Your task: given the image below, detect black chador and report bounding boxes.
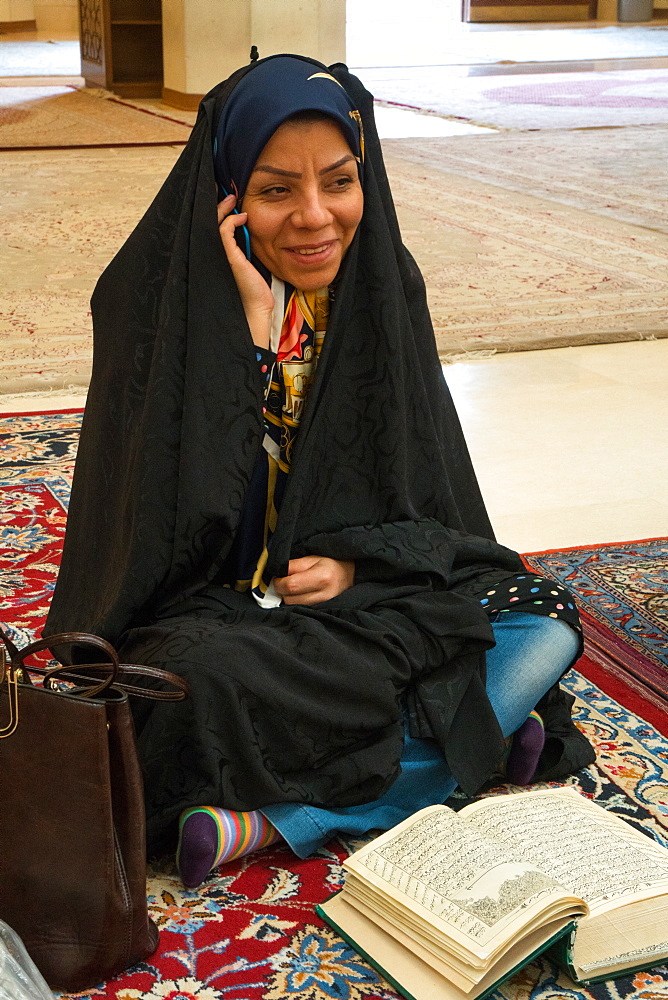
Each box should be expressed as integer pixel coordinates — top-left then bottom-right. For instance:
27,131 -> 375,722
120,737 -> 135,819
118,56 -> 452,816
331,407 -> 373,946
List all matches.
45,56 -> 593,854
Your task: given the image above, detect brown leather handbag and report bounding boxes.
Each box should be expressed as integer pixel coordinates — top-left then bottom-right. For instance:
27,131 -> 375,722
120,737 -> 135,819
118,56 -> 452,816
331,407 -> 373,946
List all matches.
0,629 -> 189,992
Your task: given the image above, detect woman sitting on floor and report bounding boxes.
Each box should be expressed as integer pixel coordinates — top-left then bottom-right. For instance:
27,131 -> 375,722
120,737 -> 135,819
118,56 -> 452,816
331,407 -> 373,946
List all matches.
45,54 -> 594,888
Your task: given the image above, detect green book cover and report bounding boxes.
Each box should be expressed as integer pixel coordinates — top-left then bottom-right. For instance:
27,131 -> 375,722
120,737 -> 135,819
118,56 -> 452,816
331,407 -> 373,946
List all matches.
316,891 -> 576,1000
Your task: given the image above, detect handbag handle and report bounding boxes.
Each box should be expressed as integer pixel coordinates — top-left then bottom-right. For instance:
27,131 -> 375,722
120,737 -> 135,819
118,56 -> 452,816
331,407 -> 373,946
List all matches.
0,629 -> 189,702
11,632 -> 120,699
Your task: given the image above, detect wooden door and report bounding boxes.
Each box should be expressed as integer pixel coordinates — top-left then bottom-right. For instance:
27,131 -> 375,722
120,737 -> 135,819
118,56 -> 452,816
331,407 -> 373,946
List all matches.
462,0 -> 597,22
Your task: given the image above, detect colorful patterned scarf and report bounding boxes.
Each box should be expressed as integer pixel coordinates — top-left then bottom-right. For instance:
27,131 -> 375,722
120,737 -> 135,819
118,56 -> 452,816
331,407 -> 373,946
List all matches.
245,280 -> 329,605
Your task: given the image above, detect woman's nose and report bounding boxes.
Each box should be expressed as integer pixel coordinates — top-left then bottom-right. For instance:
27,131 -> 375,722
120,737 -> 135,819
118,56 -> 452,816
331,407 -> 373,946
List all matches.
292,190 -> 332,230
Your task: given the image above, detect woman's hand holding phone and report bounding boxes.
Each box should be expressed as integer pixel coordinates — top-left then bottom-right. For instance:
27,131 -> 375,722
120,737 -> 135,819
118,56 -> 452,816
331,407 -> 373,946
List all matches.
218,194 -> 273,349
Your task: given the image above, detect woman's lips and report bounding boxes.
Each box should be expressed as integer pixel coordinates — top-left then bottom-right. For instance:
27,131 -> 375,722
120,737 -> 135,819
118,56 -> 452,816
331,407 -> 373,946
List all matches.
284,241 -> 336,264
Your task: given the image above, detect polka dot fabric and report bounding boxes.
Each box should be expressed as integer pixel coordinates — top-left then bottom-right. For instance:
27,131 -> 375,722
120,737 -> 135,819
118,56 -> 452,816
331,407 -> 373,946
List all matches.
256,346 -> 273,388
475,574 -> 581,633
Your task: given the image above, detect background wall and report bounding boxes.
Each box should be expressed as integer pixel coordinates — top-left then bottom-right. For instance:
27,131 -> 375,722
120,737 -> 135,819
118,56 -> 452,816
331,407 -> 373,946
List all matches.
0,0 -> 35,25
34,0 -> 78,34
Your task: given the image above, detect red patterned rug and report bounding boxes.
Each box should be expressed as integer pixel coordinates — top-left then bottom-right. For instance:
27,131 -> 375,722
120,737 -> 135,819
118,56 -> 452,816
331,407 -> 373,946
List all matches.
524,540 -> 668,736
2,410 -> 668,1000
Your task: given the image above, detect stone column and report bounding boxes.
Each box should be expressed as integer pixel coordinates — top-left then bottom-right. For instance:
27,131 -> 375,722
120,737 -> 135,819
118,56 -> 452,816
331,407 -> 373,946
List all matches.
162,0 -> 346,110
0,0 -> 36,31
250,0 -> 346,68
162,0 -> 251,109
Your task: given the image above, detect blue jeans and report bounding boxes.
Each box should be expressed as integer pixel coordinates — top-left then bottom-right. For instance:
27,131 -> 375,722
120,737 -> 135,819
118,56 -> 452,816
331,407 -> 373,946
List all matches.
263,612 -> 580,857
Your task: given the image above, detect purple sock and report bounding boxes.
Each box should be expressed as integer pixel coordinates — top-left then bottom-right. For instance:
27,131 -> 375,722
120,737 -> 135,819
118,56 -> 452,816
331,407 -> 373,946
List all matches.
176,810 -> 219,889
506,711 -> 545,785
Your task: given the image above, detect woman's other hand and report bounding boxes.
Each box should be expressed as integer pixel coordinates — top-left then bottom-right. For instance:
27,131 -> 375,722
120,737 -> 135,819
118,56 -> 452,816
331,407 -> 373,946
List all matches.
274,556 -> 355,605
218,193 -> 274,348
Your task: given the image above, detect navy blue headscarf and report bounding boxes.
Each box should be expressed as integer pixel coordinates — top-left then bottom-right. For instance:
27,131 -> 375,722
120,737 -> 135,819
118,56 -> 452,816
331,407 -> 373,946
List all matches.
213,54 -> 364,200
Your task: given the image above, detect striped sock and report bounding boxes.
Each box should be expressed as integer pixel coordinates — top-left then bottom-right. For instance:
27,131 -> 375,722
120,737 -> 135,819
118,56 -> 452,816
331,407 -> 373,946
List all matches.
177,807 -> 281,888
506,710 -> 545,786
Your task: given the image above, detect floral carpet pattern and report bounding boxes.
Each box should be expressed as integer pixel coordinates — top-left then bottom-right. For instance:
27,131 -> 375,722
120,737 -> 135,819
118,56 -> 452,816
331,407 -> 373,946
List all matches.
524,541 -> 668,729
524,540 -> 668,673
2,411 -> 668,1000
0,411 -> 78,645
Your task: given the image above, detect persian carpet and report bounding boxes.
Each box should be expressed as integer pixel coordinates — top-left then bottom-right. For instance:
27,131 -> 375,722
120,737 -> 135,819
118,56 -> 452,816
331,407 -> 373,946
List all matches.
0,86 -> 192,150
360,68 -> 668,131
383,125 -> 668,236
0,145 -> 181,394
524,540 -> 668,737
1,411 -> 668,1000
382,147 -> 668,356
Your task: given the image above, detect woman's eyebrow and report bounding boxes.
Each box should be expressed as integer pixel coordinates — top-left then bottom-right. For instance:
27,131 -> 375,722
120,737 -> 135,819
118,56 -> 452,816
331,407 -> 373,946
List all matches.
252,155 -> 355,180
319,154 -> 355,175
254,165 -> 301,178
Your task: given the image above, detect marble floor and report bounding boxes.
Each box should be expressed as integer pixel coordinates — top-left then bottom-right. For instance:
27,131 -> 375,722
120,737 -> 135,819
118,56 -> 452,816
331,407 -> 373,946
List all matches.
2,338 -> 665,554
444,338 -> 668,552
3,17 -> 668,79
347,18 -> 668,71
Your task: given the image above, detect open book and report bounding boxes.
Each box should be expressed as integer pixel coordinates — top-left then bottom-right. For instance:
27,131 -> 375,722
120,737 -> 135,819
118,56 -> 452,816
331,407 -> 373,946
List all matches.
317,787 -> 668,1000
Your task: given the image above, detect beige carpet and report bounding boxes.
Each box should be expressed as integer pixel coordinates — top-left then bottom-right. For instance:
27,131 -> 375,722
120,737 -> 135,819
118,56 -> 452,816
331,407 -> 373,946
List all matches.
383,126 -> 668,235
1,136 -> 667,392
0,146 -> 179,393
0,87 -> 192,149
385,150 -> 668,355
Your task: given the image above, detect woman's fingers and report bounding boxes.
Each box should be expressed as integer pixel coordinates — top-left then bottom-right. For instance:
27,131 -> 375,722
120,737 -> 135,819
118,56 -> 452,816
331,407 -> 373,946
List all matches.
218,209 -> 249,262
216,192 -> 237,223
274,557 -> 326,597
283,591 -> 328,606
217,194 -> 249,268
287,556 -> 321,574
274,557 -> 354,605
216,196 -> 274,347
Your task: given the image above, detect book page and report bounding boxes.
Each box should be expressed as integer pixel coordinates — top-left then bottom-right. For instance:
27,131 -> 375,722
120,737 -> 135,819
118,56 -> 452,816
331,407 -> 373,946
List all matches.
340,890 -> 575,991
343,804 -> 582,961
460,787 -> 668,915
572,893 -> 668,977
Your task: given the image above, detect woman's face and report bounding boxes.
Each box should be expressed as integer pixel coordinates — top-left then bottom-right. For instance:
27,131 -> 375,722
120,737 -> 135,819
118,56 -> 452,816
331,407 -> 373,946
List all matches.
242,118 -> 364,290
